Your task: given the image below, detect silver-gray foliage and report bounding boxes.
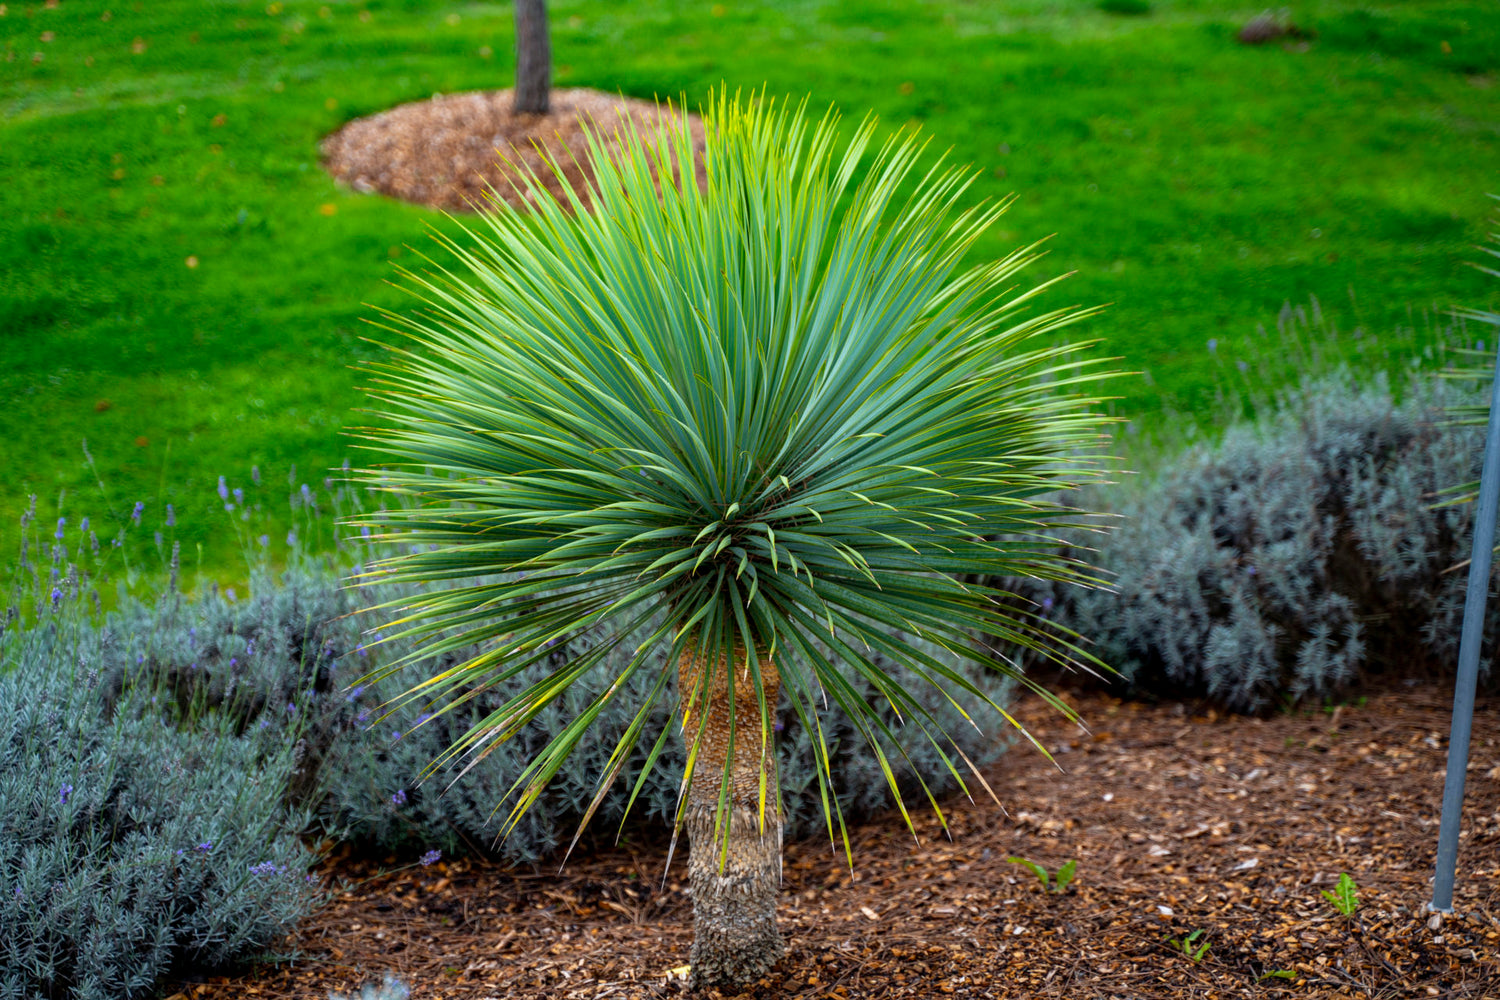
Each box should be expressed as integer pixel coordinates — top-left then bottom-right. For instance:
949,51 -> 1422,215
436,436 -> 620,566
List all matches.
0,608 -> 322,1000
1038,373 -> 1495,712
323,608 -> 1010,862
7,510 -> 1014,878
328,975 -> 410,1000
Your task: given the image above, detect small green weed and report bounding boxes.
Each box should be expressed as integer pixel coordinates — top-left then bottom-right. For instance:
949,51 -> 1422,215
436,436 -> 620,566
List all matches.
1259,969 -> 1297,981
1006,856 -> 1077,893
1165,929 -> 1211,963
1322,872 -> 1360,917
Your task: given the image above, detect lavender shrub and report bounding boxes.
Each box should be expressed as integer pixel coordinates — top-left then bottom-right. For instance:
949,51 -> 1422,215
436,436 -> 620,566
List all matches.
1018,370 -> 1497,712
4,474 -> 1014,884
0,594 -> 321,1000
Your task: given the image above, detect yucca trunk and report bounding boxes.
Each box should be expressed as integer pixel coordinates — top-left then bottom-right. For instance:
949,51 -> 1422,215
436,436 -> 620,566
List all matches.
677,649 -> 786,988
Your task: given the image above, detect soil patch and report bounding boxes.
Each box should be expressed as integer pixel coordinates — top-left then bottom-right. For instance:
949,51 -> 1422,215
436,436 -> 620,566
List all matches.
175,685 -> 1499,999
320,88 -> 703,213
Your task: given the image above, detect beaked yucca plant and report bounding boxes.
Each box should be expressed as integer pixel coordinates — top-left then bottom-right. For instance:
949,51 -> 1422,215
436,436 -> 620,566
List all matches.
350,91 -> 1114,987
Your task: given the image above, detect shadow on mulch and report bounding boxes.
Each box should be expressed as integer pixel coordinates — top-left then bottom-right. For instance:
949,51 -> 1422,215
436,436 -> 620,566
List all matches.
172,684 -> 1499,1000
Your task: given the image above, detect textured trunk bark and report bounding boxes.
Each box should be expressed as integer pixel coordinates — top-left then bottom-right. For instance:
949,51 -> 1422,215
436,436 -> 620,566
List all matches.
512,0 -> 550,115
678,647 -> 786,988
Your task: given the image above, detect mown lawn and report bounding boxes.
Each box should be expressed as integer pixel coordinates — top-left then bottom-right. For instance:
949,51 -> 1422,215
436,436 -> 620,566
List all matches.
2,0 -> 1497,585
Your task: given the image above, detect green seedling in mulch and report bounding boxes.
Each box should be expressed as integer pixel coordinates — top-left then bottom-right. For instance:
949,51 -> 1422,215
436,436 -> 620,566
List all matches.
1259,969 -> 1297,981
1165,929 -> 1211,963
1322,872 -> 1360,917
1006,857 -> 1077,894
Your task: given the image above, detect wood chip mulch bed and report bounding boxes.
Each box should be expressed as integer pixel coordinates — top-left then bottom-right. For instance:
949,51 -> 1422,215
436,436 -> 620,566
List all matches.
320,88 -> 703,213
173,684 -> 1499,999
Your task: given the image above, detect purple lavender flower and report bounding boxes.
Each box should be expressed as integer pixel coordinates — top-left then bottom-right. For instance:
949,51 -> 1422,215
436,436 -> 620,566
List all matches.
79,516 -> 89,533
1041,596 -> 1055,612
59,783 -> 73,804
419,849 -> 441,867
346,684 -> 366,701
165,505 -> 176,527
258,534 -> 269,548
195,841 -> 212,853
1207,338 -> 1218,353
249,861 -> 280,876
357,708 -> 371,723
217,476 -> 229,501
360,526 -> 371,538
287,529 -> 297,547
286,700 -> 296,713
226,589 -> 237,603
300,483 -> 311,502
391,789 -> 407,806
50,587 -> 62,608
233,487 -> 244,505
131,501 -> 144,525
54,518 -> 65,540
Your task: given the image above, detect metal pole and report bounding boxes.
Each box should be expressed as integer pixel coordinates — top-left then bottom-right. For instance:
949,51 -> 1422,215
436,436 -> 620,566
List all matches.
1431,337 -> 1500,913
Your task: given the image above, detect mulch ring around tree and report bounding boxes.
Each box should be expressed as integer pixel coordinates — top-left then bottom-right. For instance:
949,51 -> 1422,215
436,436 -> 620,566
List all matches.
175,685 -> 1499,999
320,88 -> 704,213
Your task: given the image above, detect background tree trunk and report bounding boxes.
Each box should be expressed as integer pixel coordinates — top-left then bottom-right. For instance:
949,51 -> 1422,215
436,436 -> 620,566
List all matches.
512,0 -> 550,115
678,648 -> 786,988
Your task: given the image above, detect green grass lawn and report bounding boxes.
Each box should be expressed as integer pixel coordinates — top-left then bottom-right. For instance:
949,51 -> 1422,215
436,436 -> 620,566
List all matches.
2,0 -> 1497,587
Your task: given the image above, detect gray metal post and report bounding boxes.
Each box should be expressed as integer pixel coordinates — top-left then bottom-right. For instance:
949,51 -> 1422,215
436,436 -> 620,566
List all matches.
1431,338 -> 1500,913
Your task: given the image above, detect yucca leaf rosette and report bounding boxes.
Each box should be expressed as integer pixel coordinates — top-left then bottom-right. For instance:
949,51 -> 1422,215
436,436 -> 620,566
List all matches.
349,92 -> 1116,864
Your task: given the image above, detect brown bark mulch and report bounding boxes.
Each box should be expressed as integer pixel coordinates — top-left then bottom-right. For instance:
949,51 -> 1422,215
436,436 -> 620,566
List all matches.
172,684 -> 1499,999
320,88 -> 703,213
